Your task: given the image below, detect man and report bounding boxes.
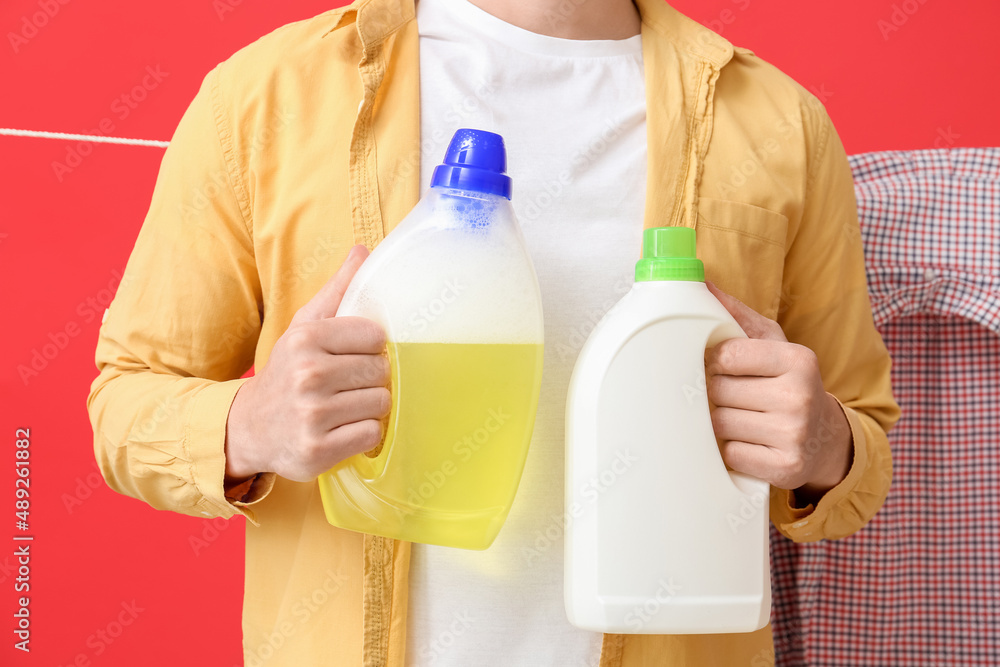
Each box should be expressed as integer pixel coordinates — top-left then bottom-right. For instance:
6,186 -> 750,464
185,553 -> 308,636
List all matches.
87,0 -> 899,664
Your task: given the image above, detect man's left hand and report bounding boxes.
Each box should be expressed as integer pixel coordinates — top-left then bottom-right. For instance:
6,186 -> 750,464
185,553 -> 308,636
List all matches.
704,281 -> 853,503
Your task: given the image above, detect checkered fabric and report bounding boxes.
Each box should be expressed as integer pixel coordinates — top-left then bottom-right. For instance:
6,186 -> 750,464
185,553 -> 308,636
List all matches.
770,147 -> 1000,666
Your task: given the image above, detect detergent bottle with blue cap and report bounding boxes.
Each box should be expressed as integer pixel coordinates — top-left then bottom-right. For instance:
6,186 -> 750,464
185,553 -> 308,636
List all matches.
317,128 -> 545,550
565,226 -> 771,633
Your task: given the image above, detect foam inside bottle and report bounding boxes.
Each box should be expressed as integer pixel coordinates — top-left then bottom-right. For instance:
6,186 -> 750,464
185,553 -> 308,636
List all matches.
338,188 -> 543,345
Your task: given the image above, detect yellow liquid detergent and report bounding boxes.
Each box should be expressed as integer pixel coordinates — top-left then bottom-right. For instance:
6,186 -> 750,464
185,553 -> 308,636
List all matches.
318,341 -> 544,549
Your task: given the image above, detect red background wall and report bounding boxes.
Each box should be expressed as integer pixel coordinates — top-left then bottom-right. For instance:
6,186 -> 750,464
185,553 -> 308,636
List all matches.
1,1 -> 997,665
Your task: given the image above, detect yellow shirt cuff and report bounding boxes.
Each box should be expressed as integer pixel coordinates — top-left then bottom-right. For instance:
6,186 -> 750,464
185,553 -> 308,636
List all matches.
770,396 -> 888,542
186,377 -> 272,526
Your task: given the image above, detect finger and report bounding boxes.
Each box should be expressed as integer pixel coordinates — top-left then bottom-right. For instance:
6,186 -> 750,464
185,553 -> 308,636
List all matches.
307,317 -> 388,356
710,406 -> 776,446
319,386 -> 393,432
331,353 -> 392,391
304,352 -> 390,394
294,244 -> 370,323
323,419 -> 385,462
706,374 -> 779,412
705,338 -> 797,377
705,280 -> 786,342
718,439 -> 783,486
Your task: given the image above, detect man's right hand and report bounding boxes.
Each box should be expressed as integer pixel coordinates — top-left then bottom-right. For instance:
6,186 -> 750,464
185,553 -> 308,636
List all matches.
224,244 -> 392,483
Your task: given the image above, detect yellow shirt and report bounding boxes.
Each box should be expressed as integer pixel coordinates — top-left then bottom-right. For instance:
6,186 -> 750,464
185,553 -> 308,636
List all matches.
86,0 -> 899,664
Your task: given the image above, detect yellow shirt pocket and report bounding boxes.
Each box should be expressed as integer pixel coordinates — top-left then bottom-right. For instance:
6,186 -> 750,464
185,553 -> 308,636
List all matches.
695,197 -> 789,321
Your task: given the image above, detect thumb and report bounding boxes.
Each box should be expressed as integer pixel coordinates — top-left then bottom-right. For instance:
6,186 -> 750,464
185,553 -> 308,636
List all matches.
294,244 -> 370,322
705,280 -> 786,342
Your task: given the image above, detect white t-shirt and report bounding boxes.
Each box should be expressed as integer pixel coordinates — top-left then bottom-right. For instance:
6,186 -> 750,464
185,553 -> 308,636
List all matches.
408,1 -> 647,664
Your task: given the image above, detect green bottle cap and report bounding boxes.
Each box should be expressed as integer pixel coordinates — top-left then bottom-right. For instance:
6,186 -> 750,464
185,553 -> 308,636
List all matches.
634,226 -> 705,282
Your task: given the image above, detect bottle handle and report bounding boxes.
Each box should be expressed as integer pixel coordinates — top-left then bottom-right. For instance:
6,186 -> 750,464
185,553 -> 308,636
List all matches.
351,342 -> 399,482
703,321 -> 771,501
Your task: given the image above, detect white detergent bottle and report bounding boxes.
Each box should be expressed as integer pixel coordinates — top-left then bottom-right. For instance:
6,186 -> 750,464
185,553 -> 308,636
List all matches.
564,226 -> 771,634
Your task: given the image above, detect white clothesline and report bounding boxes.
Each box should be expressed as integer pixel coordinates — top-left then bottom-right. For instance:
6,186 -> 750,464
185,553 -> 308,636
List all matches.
0,127 -> 169,148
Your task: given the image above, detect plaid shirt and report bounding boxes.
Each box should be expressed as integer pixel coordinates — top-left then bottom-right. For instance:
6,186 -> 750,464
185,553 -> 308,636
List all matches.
771,147 -> 1000,666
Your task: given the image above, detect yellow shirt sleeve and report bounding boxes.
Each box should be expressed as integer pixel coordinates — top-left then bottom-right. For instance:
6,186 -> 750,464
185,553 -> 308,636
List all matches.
769,107 -> 900,542
86,65 -> 273,524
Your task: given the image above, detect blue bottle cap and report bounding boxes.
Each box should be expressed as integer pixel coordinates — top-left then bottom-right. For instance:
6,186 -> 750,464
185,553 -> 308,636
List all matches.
430,129 -> 513,200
